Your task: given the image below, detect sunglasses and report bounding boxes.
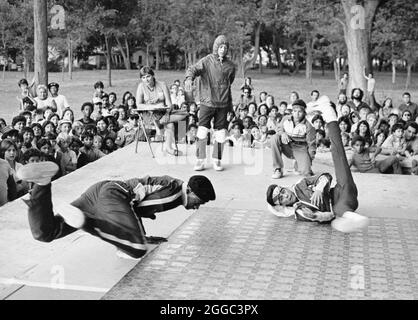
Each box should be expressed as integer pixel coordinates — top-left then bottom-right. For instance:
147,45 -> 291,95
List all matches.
272,186 -> 286,205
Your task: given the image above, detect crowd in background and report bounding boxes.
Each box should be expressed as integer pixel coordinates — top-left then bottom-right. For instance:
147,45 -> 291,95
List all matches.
1,74 -> 418,207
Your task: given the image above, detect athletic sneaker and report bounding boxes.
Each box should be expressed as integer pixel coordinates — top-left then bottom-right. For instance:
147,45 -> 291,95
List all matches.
331,211 -> 370,233
194,159 -> 205,171
16,161 -> 59,186
272,168 -> 283,179
310,96 -> 338,123
213,160 -> 224,172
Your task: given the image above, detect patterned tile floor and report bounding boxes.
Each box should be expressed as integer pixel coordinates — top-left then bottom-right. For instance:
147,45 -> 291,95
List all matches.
104,208 -> 418,300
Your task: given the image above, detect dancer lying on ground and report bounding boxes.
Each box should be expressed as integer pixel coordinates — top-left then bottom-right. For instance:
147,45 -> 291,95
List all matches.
266,96 -> 370,233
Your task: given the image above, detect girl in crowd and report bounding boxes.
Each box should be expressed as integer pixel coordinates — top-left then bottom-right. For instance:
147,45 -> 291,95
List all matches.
0,139 -> 27,196
122,91 -> 133,106
109,92 -> 117,108
126,96 -> 137,110
62,108 -> 75,123
338,116 -> 352,136
248,102 -> 257,119
48,113 -> 60,129
31,123 -> 44,149
70,121 -> 84,140
257,104 -> 269,118
354,120 -> 373,149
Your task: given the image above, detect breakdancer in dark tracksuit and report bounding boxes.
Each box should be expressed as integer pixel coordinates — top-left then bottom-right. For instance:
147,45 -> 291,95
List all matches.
266,96 -> 370,233
17,163 -> 215,259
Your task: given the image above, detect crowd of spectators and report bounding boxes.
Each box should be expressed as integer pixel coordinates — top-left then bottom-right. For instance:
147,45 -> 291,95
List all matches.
1,75 -> 417,207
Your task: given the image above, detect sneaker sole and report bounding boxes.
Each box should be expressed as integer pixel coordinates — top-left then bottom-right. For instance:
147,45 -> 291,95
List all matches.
331,216 -> 369,233
16,162 -> 59,182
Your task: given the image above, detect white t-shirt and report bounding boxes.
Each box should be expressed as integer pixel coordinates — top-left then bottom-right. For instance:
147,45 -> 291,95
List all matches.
51,94 -> 70,117
35,97 -> 56,111
367,78 -> 376,92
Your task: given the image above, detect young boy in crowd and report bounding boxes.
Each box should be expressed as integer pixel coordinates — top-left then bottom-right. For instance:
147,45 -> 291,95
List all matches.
115,113 -> 140,148
69,138 -> 89,169
380,123 -> 407,157
349,135 -> 402,174
93,81 -> 105,99
251,125 -> 269,149
93,135 -> 104,151
57,136 -> 77,176
80,133 -> 105,164
226,122 -> 244,147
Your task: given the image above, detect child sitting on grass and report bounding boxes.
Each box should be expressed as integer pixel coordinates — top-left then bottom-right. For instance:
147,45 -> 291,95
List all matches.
380,123 -> 407,157
57,136 -> 77,176
349,135 -> 402,174
80,132 -> 105,164
226,122 -> 244,147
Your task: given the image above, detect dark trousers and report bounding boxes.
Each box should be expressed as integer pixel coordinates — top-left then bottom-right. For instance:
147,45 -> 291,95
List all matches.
27,182 -> 148,258
196,105 -> 228,160
328,122 -> 359,216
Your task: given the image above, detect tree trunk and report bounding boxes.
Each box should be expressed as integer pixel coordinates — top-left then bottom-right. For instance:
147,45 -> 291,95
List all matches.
68,36 -> 73,80
243,22 -> 261,74
341,0 -> 380,92
34,0 -> 48,87
104,34 -> 112,87
146,43 -> 150,67
124,35 -> 131,70
392,61 -> 396,86
116,36 -> 131,70
406,63 -> 412,90
259,51 -> 263,73
155,44 -> 160,71
23,47 -> 28,79
305,40 -> 313,82
2,64 -> 5,81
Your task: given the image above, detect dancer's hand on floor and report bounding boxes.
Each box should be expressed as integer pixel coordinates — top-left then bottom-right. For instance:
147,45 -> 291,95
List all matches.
146,236 -> 168,245
310,190 -> 323,207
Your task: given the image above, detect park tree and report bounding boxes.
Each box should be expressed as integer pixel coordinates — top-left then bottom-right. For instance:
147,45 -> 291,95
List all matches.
283,0 -> 331,82
335,0 -> 382,92
372,0 -> 418,89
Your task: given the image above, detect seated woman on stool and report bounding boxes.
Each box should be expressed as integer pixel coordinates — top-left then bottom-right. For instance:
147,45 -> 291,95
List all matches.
136,67 -> 188,156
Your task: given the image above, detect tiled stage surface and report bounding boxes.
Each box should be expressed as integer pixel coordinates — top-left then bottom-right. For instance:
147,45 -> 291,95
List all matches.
104,207 -> 418,300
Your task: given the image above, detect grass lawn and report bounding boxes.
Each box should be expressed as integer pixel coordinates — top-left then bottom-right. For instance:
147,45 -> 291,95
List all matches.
0,68 -> 417,124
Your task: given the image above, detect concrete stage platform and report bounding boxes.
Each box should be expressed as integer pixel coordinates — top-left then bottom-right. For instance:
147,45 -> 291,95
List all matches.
0,142 -> 417,300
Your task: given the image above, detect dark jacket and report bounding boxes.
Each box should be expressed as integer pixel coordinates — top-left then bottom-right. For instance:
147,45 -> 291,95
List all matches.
185,35 -> 236,109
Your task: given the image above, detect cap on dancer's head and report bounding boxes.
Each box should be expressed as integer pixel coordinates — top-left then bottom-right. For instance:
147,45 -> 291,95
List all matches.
188,176 -> 216,203
292,99 -> 307,111
266,184 -> 283,206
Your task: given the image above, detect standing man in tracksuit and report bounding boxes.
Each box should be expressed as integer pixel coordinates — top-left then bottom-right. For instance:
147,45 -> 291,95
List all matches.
17,162 -> 216,259
185,35 -> 236,172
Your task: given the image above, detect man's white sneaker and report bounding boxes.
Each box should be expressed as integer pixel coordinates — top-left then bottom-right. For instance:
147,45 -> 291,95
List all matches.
213,160 -> 224,172
331,211 -> 370,233
194,160 -> 205,171
272,168 -> 283,179
16,161 -> 59,186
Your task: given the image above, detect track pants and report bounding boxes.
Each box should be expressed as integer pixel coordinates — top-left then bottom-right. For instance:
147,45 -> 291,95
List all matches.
328,122 -> 359,216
